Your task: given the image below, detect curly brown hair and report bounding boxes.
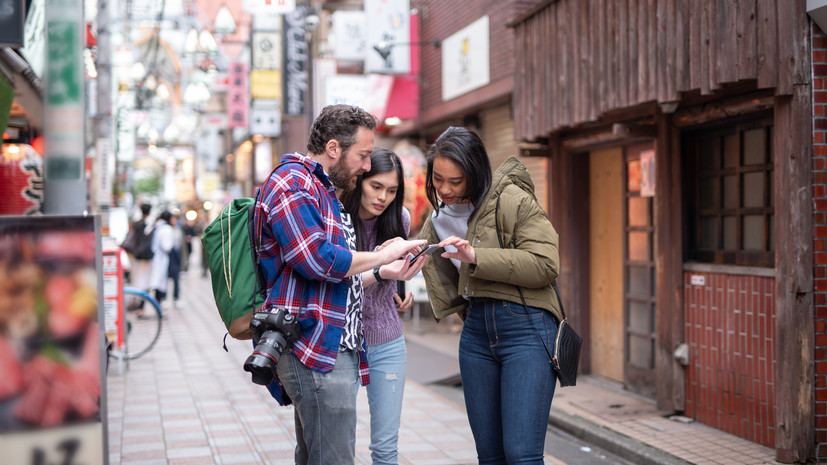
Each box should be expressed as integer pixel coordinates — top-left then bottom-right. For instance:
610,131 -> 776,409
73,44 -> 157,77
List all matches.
306,105 -> 378,156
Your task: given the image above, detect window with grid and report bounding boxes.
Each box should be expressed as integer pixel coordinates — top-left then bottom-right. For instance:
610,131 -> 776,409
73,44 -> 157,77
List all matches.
684,116 -> 774,267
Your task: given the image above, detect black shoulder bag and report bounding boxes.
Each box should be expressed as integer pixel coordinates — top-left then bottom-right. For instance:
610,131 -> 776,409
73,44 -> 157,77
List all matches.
494,196 -> 583,387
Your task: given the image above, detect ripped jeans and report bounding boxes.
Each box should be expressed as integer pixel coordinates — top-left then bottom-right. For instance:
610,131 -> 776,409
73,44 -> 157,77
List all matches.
365,335 -> 407,465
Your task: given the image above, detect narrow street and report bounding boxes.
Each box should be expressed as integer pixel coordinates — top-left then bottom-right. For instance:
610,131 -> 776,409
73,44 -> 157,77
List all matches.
105,257 -> 632,465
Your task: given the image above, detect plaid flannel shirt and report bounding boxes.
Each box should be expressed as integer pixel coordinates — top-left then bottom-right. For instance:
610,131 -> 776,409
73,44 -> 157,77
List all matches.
254,152 -> 369,406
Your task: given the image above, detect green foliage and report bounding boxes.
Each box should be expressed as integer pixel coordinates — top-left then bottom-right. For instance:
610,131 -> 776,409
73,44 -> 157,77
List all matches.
133,175 -> 161,195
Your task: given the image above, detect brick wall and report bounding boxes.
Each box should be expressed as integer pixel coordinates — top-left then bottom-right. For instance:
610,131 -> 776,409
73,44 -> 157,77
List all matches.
813,25 -> 827,461
684,272 -> 776,447
418,1 -> 521,114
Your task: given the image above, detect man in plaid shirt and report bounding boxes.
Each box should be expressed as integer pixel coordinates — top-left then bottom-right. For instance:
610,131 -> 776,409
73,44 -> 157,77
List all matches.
254,105 -> 427,465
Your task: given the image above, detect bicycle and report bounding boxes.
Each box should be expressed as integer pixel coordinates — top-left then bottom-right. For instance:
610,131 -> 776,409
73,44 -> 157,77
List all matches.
107,286 -> 164,362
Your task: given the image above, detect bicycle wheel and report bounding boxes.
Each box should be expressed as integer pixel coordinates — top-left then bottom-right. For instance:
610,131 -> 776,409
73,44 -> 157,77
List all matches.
108,287 -> 163,361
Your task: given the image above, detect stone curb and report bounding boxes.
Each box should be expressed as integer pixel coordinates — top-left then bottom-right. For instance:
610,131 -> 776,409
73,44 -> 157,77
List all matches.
549,409 -> 693,465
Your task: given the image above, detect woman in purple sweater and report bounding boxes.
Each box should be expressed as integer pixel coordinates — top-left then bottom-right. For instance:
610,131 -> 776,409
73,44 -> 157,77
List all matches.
341,147 -> 414,465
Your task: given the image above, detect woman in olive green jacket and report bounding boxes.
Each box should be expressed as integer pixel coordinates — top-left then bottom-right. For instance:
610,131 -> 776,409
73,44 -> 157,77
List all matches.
419,127 -> 560,465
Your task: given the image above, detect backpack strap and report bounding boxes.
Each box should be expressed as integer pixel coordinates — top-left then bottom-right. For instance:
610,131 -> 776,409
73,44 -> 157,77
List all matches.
252,160 -> 316,311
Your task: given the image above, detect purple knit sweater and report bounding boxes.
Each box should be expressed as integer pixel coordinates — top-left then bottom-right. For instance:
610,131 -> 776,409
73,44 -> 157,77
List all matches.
359,208 -> 411,347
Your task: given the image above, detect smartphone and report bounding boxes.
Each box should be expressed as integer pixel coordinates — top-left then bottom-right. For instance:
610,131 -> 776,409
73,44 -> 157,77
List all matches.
397,280 -> 406,297
409,244 -> 442,264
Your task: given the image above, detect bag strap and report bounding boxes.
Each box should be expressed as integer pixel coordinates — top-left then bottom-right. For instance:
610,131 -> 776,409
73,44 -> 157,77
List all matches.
219,202 -> 234,298
494,195 -> 559,363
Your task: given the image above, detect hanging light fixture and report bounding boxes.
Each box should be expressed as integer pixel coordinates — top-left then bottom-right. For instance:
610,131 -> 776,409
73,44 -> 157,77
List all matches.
214,5 -> 236,35
184,27 -> 202,55
199,29 -> 218,55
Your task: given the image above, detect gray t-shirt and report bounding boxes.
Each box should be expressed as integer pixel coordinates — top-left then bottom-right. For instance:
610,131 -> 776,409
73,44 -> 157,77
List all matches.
430,202 -> 474,271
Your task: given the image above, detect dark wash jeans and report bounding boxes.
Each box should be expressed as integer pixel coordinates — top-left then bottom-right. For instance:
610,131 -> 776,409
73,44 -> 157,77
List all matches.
459,298 -> 558,465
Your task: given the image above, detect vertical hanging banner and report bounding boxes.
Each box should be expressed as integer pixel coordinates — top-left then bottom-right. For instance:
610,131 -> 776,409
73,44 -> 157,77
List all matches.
227,61 -> 249,129
44,0 -> 85,214
283,5 -> 307,116
365,0 -> 410,74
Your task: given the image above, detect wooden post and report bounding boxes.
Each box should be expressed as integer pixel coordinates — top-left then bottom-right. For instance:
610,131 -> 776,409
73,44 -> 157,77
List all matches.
549,133 -> 591,374
773,89 -> 814,463
654,108 -> 686,412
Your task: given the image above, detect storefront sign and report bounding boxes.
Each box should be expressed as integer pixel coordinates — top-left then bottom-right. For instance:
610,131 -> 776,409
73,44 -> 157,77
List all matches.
283,6 -> 308,116
365,0 -> 410,74
250,99 -> 282,138
102,248 -> 124,349
250,69 -> 282,100
325,75 -> 367,107
442,15 -> 490,101
0,0 -> 25,47
243,0 -> 295,15
252,31 -> 282,70
332,10 -> 365,61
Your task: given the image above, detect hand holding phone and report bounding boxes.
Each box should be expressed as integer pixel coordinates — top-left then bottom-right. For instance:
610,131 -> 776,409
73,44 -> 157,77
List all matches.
409,244 -> 442,264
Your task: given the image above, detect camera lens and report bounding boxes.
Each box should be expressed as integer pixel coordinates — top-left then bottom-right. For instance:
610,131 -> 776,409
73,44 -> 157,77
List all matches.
243,330 -> 287,385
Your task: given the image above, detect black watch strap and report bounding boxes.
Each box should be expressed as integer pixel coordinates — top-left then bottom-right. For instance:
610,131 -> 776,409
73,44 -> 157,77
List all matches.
373,266 -> 385,283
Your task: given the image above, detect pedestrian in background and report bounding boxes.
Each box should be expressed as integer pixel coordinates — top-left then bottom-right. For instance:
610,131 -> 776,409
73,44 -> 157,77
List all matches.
253,104 -> 427,465
121,203 -> 154,303
418,127 -> 562,465
341,147 -> 414,465
167,213 -> 183,308
182,216 -> 196,272
149,210 -> 175,306
198,212 -> 209,277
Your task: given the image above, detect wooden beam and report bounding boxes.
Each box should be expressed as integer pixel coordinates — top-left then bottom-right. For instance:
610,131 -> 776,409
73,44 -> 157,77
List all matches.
773,89 -> 814,463
672,92 -> 774,127
560,123 -> 656,151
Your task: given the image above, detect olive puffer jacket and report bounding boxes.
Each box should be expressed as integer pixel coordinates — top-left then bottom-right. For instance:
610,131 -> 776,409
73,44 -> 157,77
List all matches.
418,156 -> 561,322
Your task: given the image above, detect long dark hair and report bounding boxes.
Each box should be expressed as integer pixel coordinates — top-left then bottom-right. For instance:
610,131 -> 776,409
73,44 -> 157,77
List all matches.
424,126 -> 492,223
341,147 -> 407,250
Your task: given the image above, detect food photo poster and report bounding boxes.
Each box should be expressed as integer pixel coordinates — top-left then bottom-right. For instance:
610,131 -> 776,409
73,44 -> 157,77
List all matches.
0,215 -> 107,465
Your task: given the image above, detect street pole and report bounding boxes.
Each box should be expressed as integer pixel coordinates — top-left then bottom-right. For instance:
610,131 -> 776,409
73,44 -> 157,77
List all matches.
95,0 -> 114,232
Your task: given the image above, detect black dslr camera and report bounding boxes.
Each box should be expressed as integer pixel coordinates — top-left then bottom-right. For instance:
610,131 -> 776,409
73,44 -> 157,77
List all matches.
243,308 -> 302,385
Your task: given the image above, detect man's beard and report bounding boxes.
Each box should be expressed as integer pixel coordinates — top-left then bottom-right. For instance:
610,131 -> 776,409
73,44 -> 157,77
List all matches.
329,155 -> 359,191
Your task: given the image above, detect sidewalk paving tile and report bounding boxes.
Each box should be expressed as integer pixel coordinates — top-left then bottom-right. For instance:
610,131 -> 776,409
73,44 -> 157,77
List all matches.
106,270 -> 779,465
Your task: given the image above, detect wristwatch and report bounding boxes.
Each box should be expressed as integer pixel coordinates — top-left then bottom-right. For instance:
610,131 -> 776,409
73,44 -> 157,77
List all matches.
373,266 -> 385,283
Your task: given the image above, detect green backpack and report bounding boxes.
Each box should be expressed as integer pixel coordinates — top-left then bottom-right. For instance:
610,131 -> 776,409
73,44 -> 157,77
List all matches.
201,197 -> 266,340
201,161 -> 305,340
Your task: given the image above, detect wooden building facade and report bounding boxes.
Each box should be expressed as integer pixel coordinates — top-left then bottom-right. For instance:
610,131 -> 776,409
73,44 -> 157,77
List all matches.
509,0 -> 816,462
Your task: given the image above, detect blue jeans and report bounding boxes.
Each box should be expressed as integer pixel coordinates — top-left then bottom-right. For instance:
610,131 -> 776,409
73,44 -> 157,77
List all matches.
276,349 -> 360,465
365,335 -> 407,465
459,298 -> 558,465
